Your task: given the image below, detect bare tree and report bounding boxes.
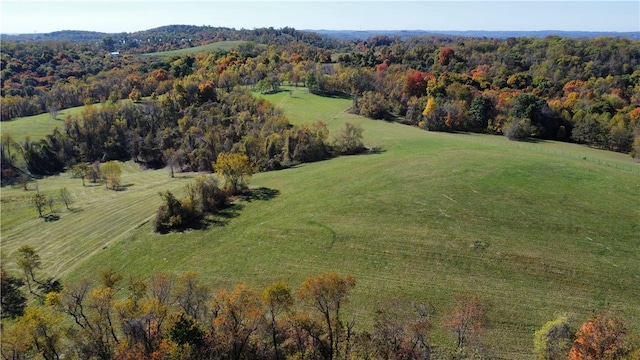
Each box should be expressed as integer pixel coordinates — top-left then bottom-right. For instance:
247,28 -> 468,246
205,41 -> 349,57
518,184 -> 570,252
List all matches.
59,187 -> 72,210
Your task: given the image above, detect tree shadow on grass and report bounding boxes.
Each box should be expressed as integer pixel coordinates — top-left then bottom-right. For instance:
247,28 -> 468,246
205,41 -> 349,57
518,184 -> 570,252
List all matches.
201,203 -> 244,228
243,187 -> 280,202
113,183 -> 134,191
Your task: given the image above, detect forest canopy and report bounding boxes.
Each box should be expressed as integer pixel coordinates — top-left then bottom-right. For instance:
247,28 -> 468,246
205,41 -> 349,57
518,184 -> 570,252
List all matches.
2,27 -> 639,186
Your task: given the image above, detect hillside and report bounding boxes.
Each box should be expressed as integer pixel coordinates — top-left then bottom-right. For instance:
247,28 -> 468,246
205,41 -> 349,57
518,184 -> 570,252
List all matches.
2,87 -> 638,357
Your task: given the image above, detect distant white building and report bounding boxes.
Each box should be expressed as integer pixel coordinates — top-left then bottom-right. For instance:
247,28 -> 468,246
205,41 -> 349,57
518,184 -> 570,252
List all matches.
110,52 -> 120,57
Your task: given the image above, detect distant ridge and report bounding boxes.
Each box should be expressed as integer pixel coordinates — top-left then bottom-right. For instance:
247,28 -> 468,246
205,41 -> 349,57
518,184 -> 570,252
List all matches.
2,30 -> 110,42
312,29 -> 640,40
2,27 -> 639,43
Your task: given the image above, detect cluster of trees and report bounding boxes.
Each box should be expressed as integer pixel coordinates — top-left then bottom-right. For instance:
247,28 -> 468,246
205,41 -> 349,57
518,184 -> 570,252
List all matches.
154,174 -> 230,233
2,74 -> 364,186
2,255 -> 637,359
332,36 -> 640,155
1,26 -> 342,121
4,28 -> 638,164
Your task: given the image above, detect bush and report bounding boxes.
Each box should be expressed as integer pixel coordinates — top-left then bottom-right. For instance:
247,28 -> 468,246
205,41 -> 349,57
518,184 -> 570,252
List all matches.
533,315 -> 573,360
154,191 -> 201,233
333,122 -> 365,155
358,91 -> 389,119
504,119 -> 531,141
155,176 -> 230,233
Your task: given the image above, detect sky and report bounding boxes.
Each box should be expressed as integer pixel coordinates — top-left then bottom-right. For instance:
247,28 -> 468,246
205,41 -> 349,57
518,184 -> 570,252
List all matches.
1,0 -> 639,34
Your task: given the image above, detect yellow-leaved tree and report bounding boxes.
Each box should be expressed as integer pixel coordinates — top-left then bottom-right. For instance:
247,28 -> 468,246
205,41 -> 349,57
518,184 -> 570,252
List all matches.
213,152 -> 254,195
100,161 -> 122,190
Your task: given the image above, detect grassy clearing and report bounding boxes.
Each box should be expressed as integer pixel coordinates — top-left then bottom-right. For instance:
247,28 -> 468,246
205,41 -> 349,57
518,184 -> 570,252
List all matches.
1,86 -> 638,357
142,41 -> 258,57
0,106 -> 89,142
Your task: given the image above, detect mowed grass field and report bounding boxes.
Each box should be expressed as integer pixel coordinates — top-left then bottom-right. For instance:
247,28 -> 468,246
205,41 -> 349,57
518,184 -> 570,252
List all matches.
1,86 -> 639,357
0,106 -> 87,141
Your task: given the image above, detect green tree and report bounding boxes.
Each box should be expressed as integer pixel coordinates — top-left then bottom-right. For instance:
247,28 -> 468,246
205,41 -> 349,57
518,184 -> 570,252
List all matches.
333,122 -> 364,155
468,95 -> 494,131
1,264 -> 27,319
166,312 -> 205,354
32,192 -> 47,218
72,163 -> 89,186
534,314 -> 573,360
214,152 -> 254,195
16,245 -> 41,295
571,114 -> 608,147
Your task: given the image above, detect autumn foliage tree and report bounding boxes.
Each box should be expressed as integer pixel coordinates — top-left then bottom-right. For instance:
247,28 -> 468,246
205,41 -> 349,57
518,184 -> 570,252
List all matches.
369,300 -> 433,359
100,161 -> 122,190
214,152 -> 254,195
262,281 -> 294,360
568,311 -> 634,360
438,47 -> 455,66
296,272 -> 356,360
212,283 -> 265,360
443,293 -> 487,349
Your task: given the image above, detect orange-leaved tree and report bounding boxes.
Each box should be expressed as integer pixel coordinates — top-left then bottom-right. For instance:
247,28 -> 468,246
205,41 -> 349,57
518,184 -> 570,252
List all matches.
262,281 -> 294,360
442,292 -> 486,349
568,311 -> 633,360
296,272 -> 356,360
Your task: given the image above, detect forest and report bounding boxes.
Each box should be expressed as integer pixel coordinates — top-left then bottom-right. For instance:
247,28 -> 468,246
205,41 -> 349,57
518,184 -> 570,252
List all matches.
2,26 -> 640,187
1,26 -> 640,359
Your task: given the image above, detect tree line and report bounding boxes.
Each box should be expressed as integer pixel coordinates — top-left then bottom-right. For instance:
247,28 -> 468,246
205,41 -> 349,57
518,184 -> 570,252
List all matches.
2,30 -> 639,161
2,249 -> 637,359
0,77 -> 365,186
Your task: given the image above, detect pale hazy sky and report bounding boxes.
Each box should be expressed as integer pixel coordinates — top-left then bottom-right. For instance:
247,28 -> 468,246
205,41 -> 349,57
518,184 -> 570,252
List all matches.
1,1 -> 639,34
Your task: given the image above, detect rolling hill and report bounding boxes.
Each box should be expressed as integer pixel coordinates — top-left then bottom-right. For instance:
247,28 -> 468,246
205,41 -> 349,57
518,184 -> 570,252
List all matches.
1,87 -> 638,357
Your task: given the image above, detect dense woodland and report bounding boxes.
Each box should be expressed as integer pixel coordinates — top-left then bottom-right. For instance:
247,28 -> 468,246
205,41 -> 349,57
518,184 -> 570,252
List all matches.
2,27 -> 640,186
1,27 -> 640,359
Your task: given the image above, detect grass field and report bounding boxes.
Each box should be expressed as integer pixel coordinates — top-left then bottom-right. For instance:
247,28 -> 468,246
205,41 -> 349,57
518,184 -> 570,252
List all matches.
0,106 -> 88,142
1,86 -> 639,357
142,40 -> 259,57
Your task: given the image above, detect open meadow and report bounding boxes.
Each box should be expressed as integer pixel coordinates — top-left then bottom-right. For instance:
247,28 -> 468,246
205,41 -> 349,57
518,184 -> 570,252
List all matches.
1,86 -> 639,357
0,105 -> 88,142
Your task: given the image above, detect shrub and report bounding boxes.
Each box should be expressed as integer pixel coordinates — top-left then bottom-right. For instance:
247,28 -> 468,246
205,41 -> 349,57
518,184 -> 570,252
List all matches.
534,315 -> 573,360
504,119 -> 531,141
154,191 -> 201,233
